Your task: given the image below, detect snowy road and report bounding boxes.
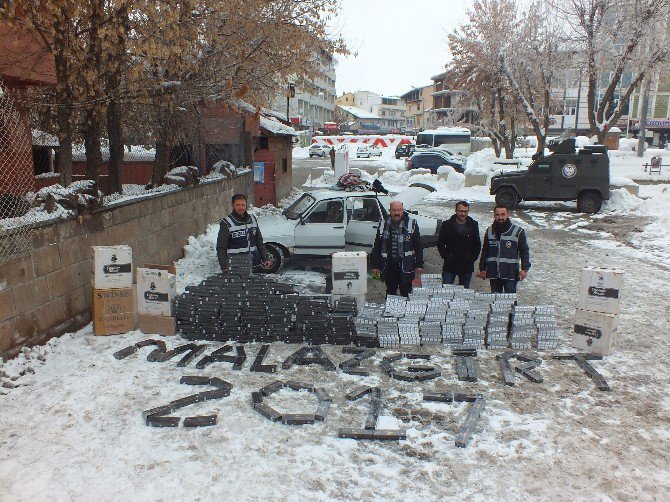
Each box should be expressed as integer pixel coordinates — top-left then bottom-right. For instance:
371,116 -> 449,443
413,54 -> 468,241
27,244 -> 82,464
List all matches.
2,189 -> 669,500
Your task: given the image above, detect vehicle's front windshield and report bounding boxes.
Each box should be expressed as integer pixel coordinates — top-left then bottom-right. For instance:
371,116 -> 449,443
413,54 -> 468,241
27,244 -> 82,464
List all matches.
283,193 -> 316,219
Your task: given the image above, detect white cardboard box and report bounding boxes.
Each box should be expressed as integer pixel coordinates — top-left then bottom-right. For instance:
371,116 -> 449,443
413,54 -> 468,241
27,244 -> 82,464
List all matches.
578,267 -> 624,315
92,245 -> 133,289
572,308 -> 619,356
332,251 -> 367,295
137,266 -> 177,316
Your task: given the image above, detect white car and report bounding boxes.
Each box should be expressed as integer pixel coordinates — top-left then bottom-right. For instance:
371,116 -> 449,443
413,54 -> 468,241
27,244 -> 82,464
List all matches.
309,144 -> 331,158
356,145 -> 383,158
256,186 -> 441,272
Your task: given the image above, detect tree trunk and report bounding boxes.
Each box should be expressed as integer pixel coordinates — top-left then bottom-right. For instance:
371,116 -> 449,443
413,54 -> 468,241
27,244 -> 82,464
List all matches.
491,137 -> 501,158
636,77 -> 651,157
107,95 -> 124,194
83,108 -> 103,189
54,31 -> 73,186
153,139 -> 170,187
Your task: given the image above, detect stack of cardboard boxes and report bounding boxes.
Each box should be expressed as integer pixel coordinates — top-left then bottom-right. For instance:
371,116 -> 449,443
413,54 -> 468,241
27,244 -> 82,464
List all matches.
572,267 -> 624,355
92,245 -> 136,336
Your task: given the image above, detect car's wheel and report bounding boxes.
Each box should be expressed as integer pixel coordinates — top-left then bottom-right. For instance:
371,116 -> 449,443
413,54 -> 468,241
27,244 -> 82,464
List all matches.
261,243 -> 285,273
495,188 -> 520,209
577,191 -> 602,214
408,182 -> 437,192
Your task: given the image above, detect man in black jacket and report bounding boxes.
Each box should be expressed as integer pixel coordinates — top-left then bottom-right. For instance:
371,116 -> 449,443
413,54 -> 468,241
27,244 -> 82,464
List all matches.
437,201 -> 481,288
370,201 -> 423,297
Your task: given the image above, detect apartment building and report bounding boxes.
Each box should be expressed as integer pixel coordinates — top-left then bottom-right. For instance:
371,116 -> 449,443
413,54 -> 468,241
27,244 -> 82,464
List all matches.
335,91 -> 407,132
400,85 -> 433,131
271,50 -> 336,133
429,71 -> 477,129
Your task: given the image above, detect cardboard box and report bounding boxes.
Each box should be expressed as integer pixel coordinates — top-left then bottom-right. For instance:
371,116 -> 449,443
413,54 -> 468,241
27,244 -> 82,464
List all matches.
578,267 -> 624,315
572,308 -> 619,355
139,314 -> 177,336
92,245 -> 133,289
137,265 -> 176,316
93,287 -> 136,336
332,252 -> 367,294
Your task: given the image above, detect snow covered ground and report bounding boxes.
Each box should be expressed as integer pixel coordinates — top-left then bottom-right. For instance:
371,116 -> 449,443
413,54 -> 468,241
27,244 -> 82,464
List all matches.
1,145 -> 670,500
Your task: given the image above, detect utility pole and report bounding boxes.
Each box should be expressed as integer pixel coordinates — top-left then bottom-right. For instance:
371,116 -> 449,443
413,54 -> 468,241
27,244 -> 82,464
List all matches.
637,77 -> 651,158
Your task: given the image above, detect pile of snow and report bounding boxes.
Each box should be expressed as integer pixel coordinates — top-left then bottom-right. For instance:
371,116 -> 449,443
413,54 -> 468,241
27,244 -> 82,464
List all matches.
601,188 -> 644,213
618,138 -> 638,152
176,224 -> 221,292
210,160 -> 237,177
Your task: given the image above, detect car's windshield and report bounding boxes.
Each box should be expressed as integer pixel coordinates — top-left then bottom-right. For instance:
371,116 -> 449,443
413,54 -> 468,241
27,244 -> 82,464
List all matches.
283,193 -> 316,219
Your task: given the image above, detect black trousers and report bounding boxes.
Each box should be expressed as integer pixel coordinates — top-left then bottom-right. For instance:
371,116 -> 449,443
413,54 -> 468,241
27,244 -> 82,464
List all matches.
385,261 -> 412,297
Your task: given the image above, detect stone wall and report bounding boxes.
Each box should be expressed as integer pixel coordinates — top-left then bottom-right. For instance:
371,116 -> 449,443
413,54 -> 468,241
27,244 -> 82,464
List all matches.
0,173 -> 252,359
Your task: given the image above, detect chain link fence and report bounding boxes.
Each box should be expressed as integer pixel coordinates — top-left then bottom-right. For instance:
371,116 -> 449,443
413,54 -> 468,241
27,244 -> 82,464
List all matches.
0,76 -> 39,264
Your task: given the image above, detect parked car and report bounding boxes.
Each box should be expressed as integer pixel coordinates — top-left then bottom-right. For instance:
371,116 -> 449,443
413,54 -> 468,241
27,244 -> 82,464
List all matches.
256,186 -> 442,272
356,145 -> 383,158
405,150 -> 465,174
395,143 -> 416,159
309,144 -> 331,158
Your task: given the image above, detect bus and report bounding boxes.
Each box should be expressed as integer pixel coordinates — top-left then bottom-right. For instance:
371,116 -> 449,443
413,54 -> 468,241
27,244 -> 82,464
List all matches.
415,127 -> 472,156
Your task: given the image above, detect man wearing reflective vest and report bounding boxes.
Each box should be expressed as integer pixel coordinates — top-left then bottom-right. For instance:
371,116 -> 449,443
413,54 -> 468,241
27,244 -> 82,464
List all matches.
371,201 -> 423,297
216,193 -> 271,272
476,205 -> 530,293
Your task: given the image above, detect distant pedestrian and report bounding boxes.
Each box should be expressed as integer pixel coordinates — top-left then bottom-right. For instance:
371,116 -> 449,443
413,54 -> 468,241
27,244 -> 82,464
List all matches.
437,200 -> 481,288
371,201 -> 423,297
329,147 -> 336,169
216,194 -> 271,272
477,205 -> 530,293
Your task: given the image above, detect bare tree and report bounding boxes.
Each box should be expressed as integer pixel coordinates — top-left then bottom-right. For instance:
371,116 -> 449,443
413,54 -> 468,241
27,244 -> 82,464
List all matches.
563,0 -> 670,142
499,0 -> 571,154
448,0 -> 527,158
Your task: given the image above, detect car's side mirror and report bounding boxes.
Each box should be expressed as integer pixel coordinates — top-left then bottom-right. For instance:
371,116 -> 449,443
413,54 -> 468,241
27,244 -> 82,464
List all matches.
299,217 -> 305,225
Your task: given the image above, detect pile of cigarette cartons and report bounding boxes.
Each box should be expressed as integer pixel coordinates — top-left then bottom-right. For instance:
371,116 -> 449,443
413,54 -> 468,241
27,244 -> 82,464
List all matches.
92,245 -> 135,336
573,267 -> 624,356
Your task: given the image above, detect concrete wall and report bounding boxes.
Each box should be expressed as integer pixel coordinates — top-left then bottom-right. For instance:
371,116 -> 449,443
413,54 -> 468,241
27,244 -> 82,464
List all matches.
0,173 -> 252,359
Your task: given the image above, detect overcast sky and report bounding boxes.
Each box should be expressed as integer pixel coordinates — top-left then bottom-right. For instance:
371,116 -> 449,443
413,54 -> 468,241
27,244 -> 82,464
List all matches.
331,0 -> 473,97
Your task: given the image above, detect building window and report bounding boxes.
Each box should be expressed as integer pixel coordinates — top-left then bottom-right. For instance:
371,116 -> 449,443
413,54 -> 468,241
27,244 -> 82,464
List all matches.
259,137 -> 269,149
282,158 -> 288,173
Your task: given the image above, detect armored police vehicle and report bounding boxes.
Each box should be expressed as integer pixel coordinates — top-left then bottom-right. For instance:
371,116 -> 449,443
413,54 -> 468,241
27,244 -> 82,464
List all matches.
490,139 -> 610,213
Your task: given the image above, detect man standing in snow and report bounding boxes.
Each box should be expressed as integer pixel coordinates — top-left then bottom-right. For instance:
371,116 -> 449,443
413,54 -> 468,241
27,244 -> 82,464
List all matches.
437,201 -> 481,288
371,201 -> 423,297
477,205 -> 530,293
216,194 -> 271,272
329,147 -> 336,169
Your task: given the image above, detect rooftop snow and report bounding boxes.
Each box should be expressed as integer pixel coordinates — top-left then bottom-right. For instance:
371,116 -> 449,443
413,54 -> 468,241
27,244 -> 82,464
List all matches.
336,105 -> 380,120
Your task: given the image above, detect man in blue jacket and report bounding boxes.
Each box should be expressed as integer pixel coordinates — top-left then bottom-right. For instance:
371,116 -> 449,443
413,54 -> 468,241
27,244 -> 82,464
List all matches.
371,201 -> 423,297
477,205 -> 530,293
437,200 -> 481,288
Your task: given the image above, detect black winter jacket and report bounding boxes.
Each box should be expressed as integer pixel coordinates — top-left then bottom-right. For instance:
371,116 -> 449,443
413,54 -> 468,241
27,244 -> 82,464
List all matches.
437,215 -> 481,274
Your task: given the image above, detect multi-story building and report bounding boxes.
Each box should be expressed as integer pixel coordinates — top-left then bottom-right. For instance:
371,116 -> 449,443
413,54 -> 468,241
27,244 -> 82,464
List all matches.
335,91 -> 407,132
271,50 -> 336,136
400,85 -> 433,132
628,68 -> 670,148
429,71 -> 477,128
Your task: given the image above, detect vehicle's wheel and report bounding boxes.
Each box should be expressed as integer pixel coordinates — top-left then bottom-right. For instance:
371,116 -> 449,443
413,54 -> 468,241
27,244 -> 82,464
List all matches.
577,191 -> 602,214
409,182 -> 437,192
261,243 -> 285,273
309,154 -> 315,158
495,188 -> 519,209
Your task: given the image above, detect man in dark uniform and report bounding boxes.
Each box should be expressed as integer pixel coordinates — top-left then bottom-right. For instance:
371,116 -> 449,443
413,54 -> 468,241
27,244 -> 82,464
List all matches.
329,147 -> 336,169
477,205 -> 530,293
437,200 -> 481,288
216,194 -> 271,272
370,201 -> 423,297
